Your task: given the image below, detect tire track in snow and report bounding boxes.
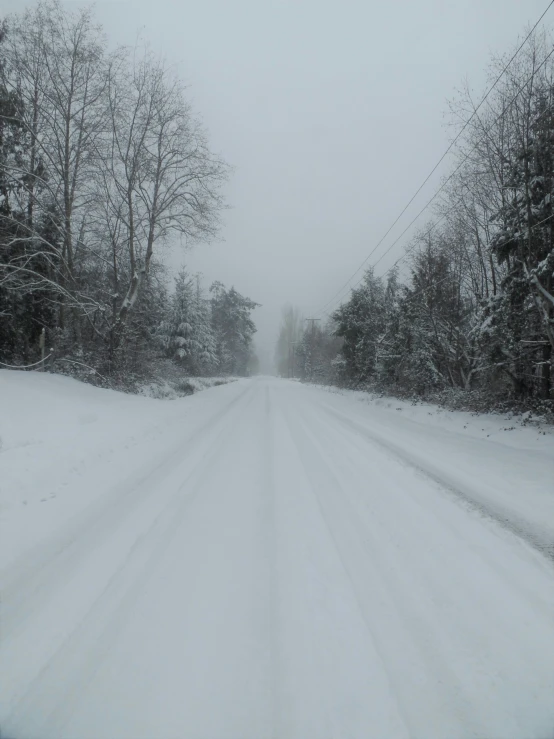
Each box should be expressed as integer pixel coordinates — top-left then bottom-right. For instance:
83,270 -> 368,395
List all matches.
320,401 -> 554,561
277,391 -> 412,738
3,378 -> 553,738
0,387 -> 257,734
282,389 -> 554,738
304,395 -> 554,621
0,380 -> 253,643
263,384 -> 283,739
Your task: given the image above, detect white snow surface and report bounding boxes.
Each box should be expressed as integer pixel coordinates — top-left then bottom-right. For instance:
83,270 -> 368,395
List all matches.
1,371 -> 553,739
138,375 -> 236,400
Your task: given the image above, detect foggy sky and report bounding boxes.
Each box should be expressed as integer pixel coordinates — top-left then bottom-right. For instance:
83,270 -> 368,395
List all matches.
2,0 -> 550,369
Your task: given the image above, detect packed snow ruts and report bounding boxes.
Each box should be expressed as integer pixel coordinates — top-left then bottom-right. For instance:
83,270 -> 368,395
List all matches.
1,374 -> 553,739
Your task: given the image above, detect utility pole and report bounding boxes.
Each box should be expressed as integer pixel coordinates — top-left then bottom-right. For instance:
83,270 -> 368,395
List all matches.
304,318 -> 320,381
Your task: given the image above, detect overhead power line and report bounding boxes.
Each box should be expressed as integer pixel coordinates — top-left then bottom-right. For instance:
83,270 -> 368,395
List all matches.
314,0 -> 554,318
321,71 -> 554,319
318,46 -> 554,318
321,212 -> 554,322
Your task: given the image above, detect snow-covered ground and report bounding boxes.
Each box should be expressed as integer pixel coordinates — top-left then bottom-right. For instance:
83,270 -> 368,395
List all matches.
138,375 -> 236,400
0,370 -> 246,569
311,383 -> 554,559
1,371 -> 553,738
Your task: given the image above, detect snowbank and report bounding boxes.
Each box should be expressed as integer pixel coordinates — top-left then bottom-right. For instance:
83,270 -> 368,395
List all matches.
138,376 -> 236,400
316,384 -> 554,450
0,370 -> 247,568
304,382 -> 554,558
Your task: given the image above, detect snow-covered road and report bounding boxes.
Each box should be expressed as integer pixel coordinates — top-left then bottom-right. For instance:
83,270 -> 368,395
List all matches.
2,376 -> 554,738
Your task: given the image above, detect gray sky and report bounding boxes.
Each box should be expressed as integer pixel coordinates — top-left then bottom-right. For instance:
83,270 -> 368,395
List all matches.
2,0 -> 551,369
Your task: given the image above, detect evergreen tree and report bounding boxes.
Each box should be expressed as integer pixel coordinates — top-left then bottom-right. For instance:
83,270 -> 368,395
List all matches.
332,269 -> 386,383
486,89 -> 554,398
210,282 -> 259,376
159,270 -> 217,375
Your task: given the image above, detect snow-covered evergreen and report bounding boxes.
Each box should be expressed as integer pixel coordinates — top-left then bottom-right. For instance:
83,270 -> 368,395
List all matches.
210,282 -> 259,376
158,272 -> 259,378
294,32 -> 554,411
159,270 -> 218,375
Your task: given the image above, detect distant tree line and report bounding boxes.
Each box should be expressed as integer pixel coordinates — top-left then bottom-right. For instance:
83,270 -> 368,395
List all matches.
274,305 -> 304,377
0,1 -> 258,384
287,31 -> 554,413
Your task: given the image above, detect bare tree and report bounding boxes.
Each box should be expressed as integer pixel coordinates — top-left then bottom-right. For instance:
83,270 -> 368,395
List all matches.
92,47 -> 229,356
1,0 -> 109,342
1,3 -> 229,372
